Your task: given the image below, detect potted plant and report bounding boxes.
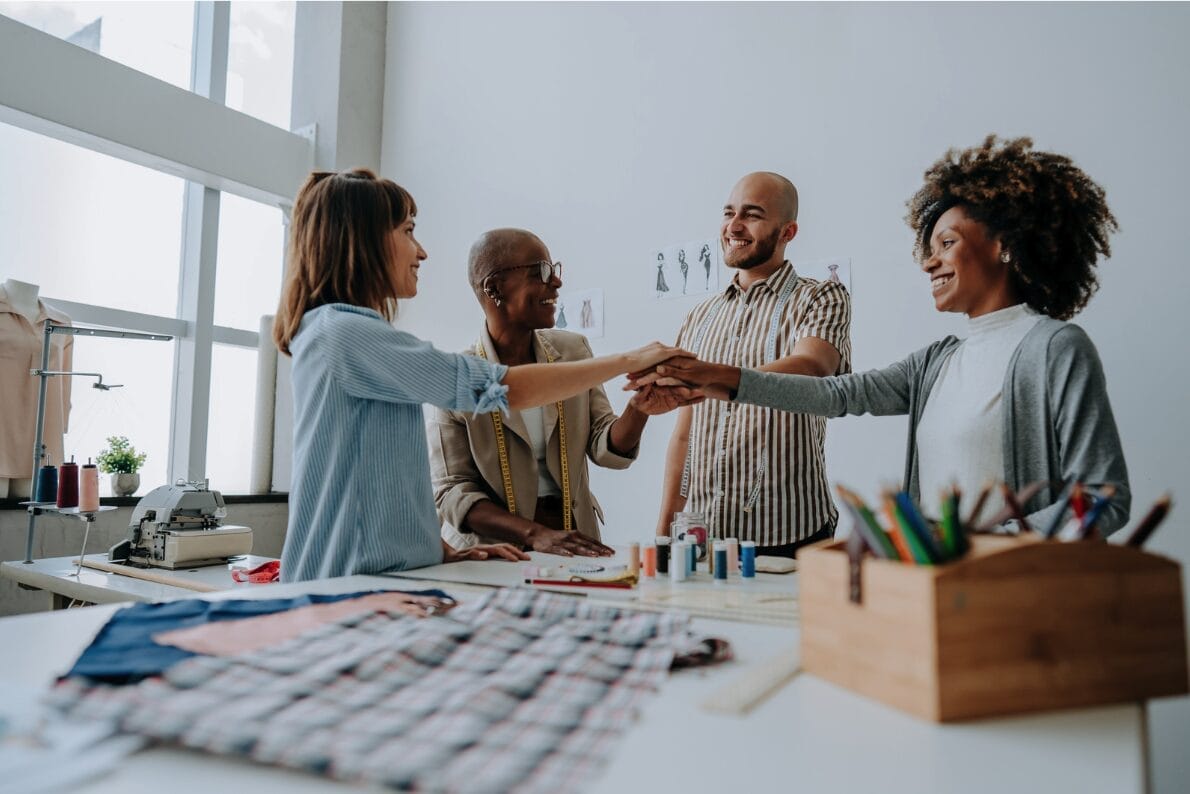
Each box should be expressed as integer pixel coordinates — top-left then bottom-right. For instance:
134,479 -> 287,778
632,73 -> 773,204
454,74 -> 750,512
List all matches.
96,435 -> 147,497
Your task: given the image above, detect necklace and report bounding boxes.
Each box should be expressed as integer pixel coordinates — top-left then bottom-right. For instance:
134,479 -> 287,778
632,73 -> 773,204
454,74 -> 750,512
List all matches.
476,335 -> 572,532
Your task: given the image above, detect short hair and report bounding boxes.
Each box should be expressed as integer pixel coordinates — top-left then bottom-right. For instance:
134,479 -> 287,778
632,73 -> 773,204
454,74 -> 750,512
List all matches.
906,136 -> 1118,320
467,228 -> 541,296
273,169 -> 417,355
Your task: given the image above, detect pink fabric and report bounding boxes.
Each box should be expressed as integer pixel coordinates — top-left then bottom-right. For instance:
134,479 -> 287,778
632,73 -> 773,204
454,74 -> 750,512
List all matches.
152,592 -> 451,656
230,560 -> 281,583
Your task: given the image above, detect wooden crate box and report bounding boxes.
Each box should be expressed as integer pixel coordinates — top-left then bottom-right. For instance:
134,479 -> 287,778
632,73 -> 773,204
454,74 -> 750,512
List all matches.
798,534 -> 1189,722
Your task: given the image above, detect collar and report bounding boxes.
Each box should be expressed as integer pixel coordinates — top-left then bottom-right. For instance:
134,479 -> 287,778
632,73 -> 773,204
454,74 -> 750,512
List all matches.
0,294 -> 71,325
477,327 -> 559,364
723,260 -> 797,299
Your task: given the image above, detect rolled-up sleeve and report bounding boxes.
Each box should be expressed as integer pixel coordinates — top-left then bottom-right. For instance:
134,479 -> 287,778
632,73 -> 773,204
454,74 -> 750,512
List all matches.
322,310 -> 508,413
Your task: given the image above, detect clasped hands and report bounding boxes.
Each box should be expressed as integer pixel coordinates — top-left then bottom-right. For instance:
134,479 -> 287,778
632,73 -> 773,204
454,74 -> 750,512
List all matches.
624,354 -> 741,409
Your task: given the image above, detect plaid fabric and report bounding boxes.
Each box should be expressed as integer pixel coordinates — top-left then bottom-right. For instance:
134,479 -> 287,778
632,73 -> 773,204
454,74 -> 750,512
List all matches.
50,589 -> 717,794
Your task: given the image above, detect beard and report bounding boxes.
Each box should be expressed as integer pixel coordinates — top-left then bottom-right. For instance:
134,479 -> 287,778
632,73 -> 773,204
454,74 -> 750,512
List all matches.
722,227 -> 781,270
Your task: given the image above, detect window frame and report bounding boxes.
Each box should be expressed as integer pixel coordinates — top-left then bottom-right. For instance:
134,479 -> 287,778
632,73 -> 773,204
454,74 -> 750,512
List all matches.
0,4 -> 312,489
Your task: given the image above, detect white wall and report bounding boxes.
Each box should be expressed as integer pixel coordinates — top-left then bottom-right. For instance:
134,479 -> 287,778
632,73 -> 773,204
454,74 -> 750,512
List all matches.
380,4 -> 1190,788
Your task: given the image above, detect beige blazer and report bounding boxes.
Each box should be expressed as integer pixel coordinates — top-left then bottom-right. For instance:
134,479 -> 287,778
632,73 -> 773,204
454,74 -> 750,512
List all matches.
429,328 -> 637,547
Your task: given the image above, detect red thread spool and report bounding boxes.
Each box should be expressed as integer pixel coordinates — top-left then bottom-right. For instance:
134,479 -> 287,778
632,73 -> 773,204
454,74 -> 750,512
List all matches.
57,456 -> 79,508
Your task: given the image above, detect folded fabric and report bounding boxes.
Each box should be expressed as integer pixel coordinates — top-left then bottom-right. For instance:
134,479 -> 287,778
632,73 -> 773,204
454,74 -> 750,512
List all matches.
230,559 -> 281,583
51,588 -> 730,794
154,591 -> 456,656
66,588 -> 450,684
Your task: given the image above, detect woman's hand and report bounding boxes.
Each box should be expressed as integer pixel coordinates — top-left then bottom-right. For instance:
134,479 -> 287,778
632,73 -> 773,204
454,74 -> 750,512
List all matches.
442,541 -> 531,563
621,342 -> 692,374
627,383 -> 704,415
525,525 -> 615,557
626,357 -> 742,402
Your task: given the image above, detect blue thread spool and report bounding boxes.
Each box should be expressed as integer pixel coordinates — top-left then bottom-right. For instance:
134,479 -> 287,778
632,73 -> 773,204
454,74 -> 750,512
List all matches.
35,464 -> 57,503
740,540 -> 757,578
713,542 -> 728,581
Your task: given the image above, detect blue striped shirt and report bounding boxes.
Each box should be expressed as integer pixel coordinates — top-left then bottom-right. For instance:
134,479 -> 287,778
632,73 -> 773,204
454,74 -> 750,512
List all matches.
281,304 -> 509,582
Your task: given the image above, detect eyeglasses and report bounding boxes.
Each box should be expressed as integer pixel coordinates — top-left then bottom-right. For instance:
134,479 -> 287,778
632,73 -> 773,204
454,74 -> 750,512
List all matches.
500,260 -> 563,284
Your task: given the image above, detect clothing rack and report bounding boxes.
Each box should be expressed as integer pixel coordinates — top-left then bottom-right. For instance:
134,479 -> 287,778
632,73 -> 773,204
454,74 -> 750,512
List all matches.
23,321 -> 172,563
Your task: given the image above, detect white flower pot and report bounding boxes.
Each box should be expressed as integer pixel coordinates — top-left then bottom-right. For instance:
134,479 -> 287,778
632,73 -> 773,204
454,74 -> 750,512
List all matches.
110,472 -> 140,497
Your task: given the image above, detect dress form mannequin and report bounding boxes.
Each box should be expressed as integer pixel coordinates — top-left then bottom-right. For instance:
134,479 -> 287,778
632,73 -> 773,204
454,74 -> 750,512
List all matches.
0,279 -> 73,500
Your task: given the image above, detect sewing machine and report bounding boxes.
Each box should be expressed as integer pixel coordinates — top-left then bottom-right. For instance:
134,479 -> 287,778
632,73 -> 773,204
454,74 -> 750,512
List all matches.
108,481 -> 253,569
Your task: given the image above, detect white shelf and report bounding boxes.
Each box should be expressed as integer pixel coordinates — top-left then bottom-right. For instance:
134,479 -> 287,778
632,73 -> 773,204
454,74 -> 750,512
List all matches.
20,502 -> 117,519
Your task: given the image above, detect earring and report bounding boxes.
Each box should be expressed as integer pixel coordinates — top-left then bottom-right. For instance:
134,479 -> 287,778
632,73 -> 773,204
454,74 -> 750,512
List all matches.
493,297 -> 502,307
1000,250 -> 1012,264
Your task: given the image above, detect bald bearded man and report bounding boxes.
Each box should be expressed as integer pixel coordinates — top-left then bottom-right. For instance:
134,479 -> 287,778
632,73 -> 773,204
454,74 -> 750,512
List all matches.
428,228 -> 691,556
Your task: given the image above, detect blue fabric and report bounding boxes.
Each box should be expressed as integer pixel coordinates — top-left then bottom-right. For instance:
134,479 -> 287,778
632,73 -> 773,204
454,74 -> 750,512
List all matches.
282,304 -> 509,583
65,589 -> 451,683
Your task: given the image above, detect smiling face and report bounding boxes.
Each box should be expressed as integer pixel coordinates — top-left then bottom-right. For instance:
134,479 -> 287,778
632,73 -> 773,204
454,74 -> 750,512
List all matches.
922,205 -> 1016,317
493,237 -> 562,331
721,174 -> 798,273
390,216 -> 427,299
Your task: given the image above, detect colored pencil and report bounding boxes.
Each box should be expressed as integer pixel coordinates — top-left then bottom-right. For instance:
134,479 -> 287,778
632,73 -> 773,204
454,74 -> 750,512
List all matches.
1070,482 -> 1087,522
895,491 -> 942,563
940,487 -> 965,557
1042,485 -> 1074,540
965,481 -> 995,529
1000,483 -> 1034,534
1124,494 -> 1172,548
879,492 -> 916,563
836,485 -> 899,560
1077,485 -> 1117,539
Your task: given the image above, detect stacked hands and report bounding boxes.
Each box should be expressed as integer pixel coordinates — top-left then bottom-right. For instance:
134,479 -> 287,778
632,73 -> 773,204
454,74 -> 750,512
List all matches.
624,349 -> 742,405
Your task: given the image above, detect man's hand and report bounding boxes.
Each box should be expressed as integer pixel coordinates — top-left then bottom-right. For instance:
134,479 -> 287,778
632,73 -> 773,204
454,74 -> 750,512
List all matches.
442,542 -> 531,563
627,383 -> 704,415
626,357 -> 741,402
525,525 -> 615,557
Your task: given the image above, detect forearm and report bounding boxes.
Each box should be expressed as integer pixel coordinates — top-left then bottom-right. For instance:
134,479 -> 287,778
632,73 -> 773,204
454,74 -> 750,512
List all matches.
504,354 -> 629,410
607,402 -> 648,456
461,500 -> 537,546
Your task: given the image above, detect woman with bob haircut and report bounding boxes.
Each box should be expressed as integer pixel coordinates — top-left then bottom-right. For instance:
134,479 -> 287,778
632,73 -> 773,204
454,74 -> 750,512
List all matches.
631,136 -> 1130,534
274,169 -> 684,582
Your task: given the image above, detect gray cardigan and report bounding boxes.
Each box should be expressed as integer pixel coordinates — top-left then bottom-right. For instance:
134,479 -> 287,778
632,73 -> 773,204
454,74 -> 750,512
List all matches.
736,318 -> 1131,535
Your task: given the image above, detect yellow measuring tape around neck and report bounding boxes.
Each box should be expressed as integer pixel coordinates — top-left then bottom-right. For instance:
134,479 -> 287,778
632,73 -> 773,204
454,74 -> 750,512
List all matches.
477,336 -> 572,532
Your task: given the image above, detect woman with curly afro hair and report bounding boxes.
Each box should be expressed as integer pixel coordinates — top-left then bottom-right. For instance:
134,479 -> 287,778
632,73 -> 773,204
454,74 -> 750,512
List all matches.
632,136 -> 1130,535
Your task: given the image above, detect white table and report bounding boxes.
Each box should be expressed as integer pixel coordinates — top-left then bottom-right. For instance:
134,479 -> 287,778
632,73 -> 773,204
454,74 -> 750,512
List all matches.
0,571 -> 1148,793
1,554 -> 279,609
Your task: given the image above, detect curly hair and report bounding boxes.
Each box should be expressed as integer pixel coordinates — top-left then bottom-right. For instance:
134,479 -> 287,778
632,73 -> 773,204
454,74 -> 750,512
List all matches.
905,135 -> 1118,320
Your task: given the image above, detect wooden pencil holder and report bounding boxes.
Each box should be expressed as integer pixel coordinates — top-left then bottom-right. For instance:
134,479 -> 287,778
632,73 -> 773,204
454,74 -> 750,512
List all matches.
798,533 -> 1190,722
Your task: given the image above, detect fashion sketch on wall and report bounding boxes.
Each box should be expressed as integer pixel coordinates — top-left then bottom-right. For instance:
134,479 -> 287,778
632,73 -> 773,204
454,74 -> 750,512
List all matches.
651,238 -> 721,300
556,287 -> 604,339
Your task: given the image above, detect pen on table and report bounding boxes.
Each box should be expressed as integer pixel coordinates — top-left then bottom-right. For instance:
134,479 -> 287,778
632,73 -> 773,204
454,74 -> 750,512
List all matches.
1124,494 -> 1172,548
525,578 -> 634,590
1077,485 -> 1117,539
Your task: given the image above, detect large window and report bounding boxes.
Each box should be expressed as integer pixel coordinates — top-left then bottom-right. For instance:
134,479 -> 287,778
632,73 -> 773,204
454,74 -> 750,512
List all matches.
0,3 -> 310,494
0,121 -> 184,317
0,1 -> 194,90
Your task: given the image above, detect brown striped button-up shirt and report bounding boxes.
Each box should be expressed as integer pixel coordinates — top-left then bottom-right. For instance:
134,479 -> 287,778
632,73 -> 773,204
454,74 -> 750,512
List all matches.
676,262 -> 851,545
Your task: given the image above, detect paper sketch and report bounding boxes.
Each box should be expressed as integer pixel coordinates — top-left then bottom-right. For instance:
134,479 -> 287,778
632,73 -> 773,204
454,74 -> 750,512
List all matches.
558,287 -> 604,339
652,238 -> 719,299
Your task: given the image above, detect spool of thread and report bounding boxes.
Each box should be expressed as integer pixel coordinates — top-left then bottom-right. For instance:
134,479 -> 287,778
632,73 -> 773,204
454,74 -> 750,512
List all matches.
707,537 -> 715,577
642,545 -> 657,577
713,542 -> 728,581
56,456 -> 79,509
726,538 -> 740,573
627,542 -> 640,576
670,542 -> 688,582
79,458 -> 99,512
655,536 -> 671,574
35,464 -> 58,504
741,541 -> 757,578
687,541 -> 697,575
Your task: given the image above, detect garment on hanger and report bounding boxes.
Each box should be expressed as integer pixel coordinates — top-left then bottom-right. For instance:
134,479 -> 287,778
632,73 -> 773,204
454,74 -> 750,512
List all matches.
0,296 -> 72,478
